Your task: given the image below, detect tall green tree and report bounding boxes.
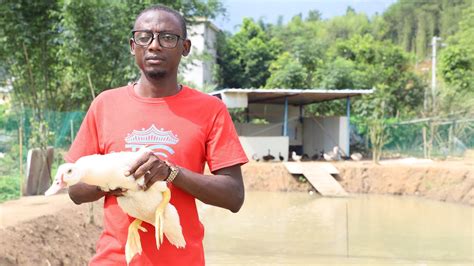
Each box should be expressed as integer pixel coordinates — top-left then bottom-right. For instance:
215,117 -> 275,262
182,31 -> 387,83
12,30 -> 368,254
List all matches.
0,0 -> 64,148
265,52 -> 308,89
439,2 -> 474,114
381,0 -> 468,59
218,18 -> 281,88
1,0 -> 225,111
0,0 -> 225,152
308,35 -> 425,117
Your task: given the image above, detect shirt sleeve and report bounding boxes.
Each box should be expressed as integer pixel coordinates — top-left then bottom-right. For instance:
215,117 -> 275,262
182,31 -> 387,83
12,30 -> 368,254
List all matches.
65,100 -> 101,163
205,104 -> 248,172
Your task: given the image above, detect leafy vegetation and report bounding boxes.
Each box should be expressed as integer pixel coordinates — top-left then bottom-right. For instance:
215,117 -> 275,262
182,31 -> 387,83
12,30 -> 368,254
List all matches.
0,0 -> 473,199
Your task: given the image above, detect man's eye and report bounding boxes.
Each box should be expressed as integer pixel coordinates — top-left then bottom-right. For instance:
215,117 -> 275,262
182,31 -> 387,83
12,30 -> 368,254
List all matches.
162,34 -> 176,41
138,36 -> 151,42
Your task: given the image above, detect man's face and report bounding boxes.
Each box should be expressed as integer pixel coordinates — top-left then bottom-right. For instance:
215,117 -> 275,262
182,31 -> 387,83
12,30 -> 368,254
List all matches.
130,10 -> 190,79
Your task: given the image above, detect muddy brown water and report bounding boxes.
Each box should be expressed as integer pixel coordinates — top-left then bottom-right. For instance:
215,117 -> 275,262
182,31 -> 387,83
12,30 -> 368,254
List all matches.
200,192 -> 473,265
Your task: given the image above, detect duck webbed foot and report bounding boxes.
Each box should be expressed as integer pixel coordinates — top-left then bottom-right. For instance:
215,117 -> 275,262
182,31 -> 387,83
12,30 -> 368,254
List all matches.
155,187 -> 171,250
125,218 -> 147,265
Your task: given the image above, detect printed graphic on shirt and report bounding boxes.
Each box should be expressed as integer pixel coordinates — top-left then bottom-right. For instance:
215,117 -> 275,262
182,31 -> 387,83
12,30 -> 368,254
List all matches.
124,124 -> 179,158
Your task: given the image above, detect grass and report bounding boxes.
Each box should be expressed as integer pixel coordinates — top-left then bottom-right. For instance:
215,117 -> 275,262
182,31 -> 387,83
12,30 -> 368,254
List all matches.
0,173 -> 22,203
0,153 -> 22,203
0,149 -> 63,203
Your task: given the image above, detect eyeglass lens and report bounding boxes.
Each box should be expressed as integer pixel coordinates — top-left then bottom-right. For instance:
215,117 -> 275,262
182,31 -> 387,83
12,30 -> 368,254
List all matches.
134,32 -> 179,48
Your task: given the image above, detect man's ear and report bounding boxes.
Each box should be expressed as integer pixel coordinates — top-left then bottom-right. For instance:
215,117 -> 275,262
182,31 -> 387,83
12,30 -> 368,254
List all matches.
129,38 -> 136,55
182,39 -> 191,56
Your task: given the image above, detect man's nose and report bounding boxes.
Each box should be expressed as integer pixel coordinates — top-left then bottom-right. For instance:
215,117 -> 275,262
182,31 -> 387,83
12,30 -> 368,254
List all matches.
148,35 -> 162,51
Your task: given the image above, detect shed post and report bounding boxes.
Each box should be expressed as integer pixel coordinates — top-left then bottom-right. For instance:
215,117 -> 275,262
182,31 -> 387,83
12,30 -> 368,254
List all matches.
346,96 -> 351,156
283,96 -> 289,136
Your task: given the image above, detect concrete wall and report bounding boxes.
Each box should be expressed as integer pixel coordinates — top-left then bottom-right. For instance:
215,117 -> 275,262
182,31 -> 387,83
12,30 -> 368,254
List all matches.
239,136 -> 289,162
235,121 -> 302,146
303,116 -> 349,156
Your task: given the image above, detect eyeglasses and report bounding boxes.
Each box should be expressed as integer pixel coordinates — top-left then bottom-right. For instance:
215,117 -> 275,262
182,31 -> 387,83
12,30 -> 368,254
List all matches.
131,30 -> 184,48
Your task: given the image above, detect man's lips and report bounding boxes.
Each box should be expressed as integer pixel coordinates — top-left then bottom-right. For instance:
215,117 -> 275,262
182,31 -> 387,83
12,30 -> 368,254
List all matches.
145,56 -> 165,64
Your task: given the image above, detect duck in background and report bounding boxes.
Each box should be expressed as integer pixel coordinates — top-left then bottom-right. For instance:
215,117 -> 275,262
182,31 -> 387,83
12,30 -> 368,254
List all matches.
300,154 -> 311,161
262,149 -> 275,162
278,152 -> 284,161
252,153 -> 260,162
323,146 -> 341,161
350,152 -> 363,161
291,151 -> 302,162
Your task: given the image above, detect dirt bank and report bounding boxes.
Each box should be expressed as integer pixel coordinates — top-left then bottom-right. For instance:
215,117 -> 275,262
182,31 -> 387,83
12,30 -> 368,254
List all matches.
242,160 -> 473,205
1,159 -> 472,265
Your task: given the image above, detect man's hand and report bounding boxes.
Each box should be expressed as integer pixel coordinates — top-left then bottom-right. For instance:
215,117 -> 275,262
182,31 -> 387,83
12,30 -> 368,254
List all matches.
125,150 -> 170,191
105,187 -> 127,197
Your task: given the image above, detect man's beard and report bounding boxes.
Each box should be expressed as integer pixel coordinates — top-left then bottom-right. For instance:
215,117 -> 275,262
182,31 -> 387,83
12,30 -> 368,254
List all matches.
145,69 -> 166,79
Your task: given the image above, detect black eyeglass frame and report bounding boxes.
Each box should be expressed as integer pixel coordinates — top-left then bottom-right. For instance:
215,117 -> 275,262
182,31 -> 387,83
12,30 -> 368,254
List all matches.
131,30 -> 185,48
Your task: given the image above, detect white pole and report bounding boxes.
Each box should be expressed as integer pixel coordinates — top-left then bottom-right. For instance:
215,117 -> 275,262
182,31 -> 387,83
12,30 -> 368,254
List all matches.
431,36 -> 441,111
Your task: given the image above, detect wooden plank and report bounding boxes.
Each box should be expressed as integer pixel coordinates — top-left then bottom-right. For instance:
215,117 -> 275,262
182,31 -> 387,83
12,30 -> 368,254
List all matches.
301,164 -> 348,197
283,162 -> 303,174
284,162 -> 347,197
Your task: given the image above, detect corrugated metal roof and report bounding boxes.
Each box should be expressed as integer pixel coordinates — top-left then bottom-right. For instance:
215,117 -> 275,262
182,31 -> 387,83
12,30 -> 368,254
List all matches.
210,88 -> 373,105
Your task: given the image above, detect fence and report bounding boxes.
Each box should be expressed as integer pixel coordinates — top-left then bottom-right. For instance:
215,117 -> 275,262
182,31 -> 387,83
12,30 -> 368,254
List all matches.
352,117 -> 474,159
1,110 -> 474,167
0,108 -> 86,173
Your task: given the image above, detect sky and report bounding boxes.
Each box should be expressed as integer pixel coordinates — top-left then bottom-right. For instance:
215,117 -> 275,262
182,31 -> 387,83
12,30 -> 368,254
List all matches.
213,0 -> 398,32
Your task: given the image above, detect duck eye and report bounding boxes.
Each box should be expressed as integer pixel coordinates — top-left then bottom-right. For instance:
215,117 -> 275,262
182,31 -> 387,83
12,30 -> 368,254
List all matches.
67,169 -> 72,174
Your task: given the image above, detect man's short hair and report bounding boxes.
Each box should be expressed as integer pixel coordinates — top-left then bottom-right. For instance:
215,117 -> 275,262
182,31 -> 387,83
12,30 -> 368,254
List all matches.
135,5 -> 187,39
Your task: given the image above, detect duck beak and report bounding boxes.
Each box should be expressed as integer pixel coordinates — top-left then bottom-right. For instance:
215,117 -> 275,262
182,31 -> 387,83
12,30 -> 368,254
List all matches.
45,173 -> 66,196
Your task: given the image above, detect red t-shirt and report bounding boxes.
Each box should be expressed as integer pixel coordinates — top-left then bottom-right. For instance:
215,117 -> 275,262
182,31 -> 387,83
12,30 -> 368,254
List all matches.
66,84 -> 248,265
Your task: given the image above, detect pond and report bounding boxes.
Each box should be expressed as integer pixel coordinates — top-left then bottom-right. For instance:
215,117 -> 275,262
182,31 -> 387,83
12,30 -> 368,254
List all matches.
200,192 -> 473,265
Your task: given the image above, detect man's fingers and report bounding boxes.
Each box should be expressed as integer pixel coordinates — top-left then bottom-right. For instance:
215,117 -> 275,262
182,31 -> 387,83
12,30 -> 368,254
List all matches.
143,168 -> 161,191
133,159 -> 157,180
125,151 -> 153,177
108,188 -> 127,197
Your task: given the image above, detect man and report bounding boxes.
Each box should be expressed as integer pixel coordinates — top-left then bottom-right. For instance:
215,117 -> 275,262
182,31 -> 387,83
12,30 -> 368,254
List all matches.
67,5 -> 248,265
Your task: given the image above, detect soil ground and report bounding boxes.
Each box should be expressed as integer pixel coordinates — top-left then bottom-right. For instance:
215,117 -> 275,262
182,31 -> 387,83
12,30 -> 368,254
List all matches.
1,158 -> 472,265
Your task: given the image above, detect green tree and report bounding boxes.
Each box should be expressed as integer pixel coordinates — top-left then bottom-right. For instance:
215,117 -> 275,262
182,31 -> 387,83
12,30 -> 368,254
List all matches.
0,0 -> 226,145
381,0 -> 468,59
439,2 -> 474,114
0,0 -> 64,147
270,12 -> 327,86
305,35 -> 425,117
218,18 -> 281,88
266,52 -> 308,89
325,8 -> 371,41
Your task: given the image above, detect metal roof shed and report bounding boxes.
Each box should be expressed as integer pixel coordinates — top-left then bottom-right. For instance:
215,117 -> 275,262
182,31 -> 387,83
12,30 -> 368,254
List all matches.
211,88 -> 373,157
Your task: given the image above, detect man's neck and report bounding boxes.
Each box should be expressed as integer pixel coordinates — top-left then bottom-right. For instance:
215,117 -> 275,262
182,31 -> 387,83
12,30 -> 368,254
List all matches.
135,75 -> 181,98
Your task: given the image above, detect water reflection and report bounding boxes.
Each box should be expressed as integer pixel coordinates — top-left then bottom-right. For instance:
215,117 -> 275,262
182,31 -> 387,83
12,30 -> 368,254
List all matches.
200,192 -> 473,265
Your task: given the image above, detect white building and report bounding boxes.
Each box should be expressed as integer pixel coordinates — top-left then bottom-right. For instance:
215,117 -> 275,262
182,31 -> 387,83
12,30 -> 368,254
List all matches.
181,18 -> 219,90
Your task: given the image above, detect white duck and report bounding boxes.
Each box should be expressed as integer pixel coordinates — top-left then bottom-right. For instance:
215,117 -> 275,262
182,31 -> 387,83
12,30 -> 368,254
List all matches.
323,146 -> 341,161
291,151 -> 302,162
44,148 -> 185,265
350,152 -> 363,161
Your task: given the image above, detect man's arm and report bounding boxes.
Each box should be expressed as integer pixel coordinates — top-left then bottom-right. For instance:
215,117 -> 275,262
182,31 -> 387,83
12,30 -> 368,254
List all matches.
68,183 -> 124,205
127,151 -> 245,213
172,164 -> 245,213
68,183 -> 105,204
68,159 -> 245,212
